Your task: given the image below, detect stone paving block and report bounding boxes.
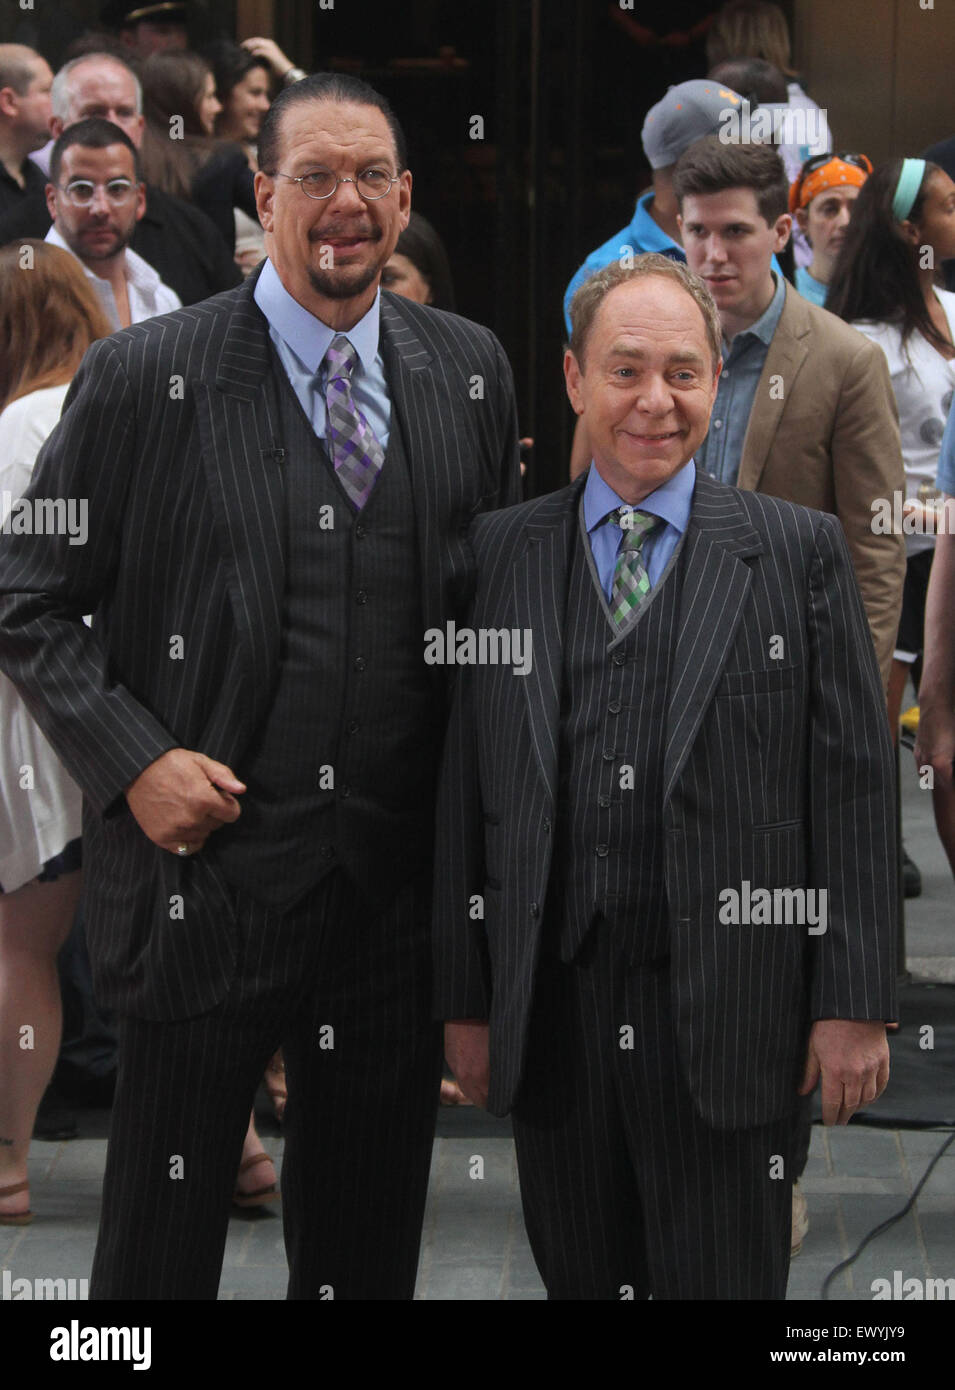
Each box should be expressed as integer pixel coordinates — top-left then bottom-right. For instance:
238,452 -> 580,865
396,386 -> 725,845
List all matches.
429,1183 -> 518,1214
786,1272 -> 836,1300
899,1129 -> 955,1160
503,1256 -> 545,1295
431,1140 -> 515,1193
0,1232 -> 25,1264
425,1226 -> 512,1266
26,1142 -> 62,1181
802,1176 -> 908,1195
914,1158 -> 955,1195
793,1190 -> 843,1236
912,1202 -> 955,1270
25,1190 -> 101,1228
801,1151 -> 831,1179
826,1128 -> 904,1178
217,1265 -> 288,1299
834,1188 -> 914,1230
43,1139 -> 110,1182
223,1214 -> 286,1266
417,1258 -> 505,1300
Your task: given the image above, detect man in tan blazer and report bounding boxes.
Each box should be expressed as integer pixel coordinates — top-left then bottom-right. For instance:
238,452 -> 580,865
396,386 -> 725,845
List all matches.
673,136 -> 905,689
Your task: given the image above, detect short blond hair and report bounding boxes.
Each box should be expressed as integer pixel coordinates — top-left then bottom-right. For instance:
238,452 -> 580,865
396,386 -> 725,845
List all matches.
567,254 -> 722,374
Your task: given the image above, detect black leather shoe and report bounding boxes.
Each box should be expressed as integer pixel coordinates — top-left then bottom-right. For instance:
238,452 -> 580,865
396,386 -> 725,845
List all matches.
33,1084 -> 78,1141
902,847 -> 922,899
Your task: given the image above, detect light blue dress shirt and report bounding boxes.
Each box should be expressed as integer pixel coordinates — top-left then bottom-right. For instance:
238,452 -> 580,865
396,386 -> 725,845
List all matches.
794,265 -> 828,307
938,401 -> 955,494
563,191 -> 685,335
583,457 -> 696,602
694,272 -> 787,487
253,257 -> 391,447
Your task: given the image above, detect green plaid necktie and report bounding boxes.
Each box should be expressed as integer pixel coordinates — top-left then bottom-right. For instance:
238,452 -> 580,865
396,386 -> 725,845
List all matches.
608,507 -> 661,627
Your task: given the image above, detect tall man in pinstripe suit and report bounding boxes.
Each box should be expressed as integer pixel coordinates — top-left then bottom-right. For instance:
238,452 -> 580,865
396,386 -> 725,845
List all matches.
434,256 -> 897,1299
0,73 -> 520,1298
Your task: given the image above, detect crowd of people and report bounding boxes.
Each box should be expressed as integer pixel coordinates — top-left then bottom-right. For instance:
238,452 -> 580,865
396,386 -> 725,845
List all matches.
0,0 -> 952,1301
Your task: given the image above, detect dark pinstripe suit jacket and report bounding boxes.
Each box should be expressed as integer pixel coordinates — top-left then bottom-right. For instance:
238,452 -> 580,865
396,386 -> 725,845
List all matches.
0,268 -> 520,1020
433,470 -> 898,1127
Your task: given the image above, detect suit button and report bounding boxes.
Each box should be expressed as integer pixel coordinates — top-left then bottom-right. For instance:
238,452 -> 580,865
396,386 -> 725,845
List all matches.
612,652 -> 626,667
608,700 -> 621,715
530,902 -> 540,918
597,795 -> 611,809
347,719 -> 360,734
354,656 -> 367,671
602,748 -> 615,762
355,524 -> 367,539
595,844 -> 609,858
543,817 -> 552,833
341,785 -> 351,799
320,845 -> 334,861
356,590 -> 368,604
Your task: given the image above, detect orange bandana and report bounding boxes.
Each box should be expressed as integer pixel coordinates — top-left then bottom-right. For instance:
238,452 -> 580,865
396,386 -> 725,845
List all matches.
789,156 -> 871,214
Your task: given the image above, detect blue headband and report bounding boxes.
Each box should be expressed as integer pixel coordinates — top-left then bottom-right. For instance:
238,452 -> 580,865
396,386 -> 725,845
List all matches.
892,159 -> 926,222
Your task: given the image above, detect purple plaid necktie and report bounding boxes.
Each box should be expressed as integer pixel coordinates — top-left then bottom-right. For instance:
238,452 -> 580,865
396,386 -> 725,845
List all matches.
322,335 -> 385,510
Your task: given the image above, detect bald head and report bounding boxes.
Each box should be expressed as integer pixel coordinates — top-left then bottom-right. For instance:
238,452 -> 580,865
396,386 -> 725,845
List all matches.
0,45 -> 54,157
0,44 -> 42,95
51,54 -> 144,148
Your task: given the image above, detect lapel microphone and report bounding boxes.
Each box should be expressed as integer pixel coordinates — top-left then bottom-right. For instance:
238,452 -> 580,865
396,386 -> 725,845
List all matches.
262,446 -> 287,464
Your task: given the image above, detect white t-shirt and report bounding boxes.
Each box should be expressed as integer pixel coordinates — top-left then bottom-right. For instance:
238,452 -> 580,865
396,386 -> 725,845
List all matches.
45,225 -> 181,330
852,289 -> 955,556
0,384 -> 83,893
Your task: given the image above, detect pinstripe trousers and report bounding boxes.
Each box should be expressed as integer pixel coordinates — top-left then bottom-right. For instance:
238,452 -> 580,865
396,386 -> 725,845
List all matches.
511,922 -> 797,1300
89,869 -> 442,1300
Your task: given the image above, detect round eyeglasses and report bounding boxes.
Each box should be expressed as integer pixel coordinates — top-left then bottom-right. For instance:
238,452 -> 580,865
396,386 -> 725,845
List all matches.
272,167 -> 400,200
58,178 -> 139,207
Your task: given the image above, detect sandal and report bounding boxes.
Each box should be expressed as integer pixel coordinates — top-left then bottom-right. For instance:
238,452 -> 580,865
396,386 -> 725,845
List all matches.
232,1152 -> 280,1209
264,1052 -> 287,1124
0,1180 -> 33,1226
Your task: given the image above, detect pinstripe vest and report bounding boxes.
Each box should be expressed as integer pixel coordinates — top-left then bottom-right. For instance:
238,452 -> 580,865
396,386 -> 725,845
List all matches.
212,358 -> 444,910
552,518 -> 682,964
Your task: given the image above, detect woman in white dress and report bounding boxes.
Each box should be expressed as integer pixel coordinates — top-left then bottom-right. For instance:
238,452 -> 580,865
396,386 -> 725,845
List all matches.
827,159 -> 955,893
0,241 -> 112,1224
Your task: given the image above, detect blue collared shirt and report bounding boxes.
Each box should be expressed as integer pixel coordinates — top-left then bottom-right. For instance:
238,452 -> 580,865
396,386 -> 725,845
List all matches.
794,265 -> 828,307
583,457 -> 696,601
253,256 -> 391,447
694,272 -> 787,487
563,191 -> 685,335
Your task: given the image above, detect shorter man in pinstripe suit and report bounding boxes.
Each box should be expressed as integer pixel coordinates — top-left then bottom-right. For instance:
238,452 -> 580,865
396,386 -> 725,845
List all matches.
434,255 -> 897,1299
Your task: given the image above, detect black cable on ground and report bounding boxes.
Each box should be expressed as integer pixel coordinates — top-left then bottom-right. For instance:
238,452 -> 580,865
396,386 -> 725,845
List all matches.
820,1129 -> 955,1299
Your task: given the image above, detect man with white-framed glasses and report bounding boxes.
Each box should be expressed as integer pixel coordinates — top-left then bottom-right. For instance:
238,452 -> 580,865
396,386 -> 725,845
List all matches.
44,116 -> 179,328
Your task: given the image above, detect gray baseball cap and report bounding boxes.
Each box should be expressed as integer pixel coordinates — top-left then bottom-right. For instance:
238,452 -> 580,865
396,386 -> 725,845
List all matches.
641,79 -> 745,170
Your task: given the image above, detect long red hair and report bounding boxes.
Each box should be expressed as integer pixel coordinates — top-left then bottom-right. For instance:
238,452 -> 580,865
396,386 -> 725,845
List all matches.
0,240 -> 113,414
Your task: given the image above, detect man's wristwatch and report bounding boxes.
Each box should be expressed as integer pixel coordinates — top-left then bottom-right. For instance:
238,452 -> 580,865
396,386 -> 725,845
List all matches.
283,66 -> 308,87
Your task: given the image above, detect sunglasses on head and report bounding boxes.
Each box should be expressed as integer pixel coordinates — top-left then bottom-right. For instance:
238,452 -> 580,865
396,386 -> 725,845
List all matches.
799,151 -> 873,180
